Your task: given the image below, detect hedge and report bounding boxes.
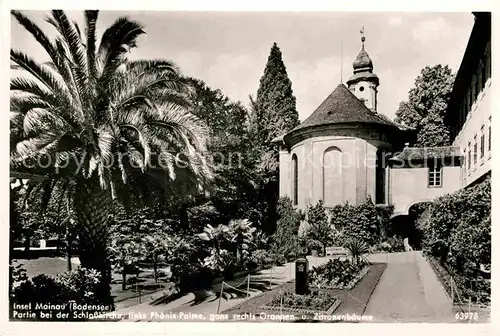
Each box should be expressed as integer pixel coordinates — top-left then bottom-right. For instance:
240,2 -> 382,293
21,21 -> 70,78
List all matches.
421,175 -> 491,304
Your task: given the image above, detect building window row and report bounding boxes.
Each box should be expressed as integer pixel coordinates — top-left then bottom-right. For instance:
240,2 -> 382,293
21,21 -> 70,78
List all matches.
463,120 -> 491,177
456,44 -> 491,139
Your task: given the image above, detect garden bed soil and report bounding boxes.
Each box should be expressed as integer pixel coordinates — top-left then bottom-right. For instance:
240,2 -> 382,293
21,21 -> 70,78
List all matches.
222,262 -> 386,322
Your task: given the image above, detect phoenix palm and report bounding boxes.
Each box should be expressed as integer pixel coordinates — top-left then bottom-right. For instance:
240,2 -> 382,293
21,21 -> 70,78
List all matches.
10,10 -> 212,306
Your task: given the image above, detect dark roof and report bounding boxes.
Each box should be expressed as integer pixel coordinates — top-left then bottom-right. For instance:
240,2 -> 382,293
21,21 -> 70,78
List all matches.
445,12 -> 491,142
289,84 -> 404,132
390,146 -> 461,161
346,72 -> 379,86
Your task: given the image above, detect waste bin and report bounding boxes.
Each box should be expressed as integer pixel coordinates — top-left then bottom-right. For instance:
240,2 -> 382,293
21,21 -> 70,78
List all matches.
295,257 -> 309,295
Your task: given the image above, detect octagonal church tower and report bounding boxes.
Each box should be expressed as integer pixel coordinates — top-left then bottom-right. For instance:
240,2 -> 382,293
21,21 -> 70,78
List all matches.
273,34 -> 414,210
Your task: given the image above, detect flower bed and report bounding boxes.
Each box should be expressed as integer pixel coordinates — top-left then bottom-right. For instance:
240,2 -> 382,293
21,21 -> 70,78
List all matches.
260,288 -> 340,314
309,259 -> 368,290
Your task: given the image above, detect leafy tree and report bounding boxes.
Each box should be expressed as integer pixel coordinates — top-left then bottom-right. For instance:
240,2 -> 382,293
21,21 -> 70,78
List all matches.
249,43 -> 300,234
395,65 -> 455,147
10,10 -> 212,306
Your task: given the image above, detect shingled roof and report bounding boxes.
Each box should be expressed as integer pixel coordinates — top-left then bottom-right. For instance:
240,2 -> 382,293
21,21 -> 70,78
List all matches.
390,146 -> 462,161
290,83 -> 400,132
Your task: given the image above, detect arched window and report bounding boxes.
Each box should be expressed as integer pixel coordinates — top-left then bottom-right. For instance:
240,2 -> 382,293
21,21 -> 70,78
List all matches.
292,154 -> 298,205
376,148 -> 387,204
323,147 -> 343,206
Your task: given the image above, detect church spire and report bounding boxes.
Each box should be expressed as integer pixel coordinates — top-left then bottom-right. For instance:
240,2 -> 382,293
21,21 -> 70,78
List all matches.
352,26 -> 373,74
347,27 -> 379,112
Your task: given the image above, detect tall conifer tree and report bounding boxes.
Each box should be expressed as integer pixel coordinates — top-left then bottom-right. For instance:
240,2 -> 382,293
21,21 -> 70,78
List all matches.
252,42 -> 299,147
250,42 -> 299,234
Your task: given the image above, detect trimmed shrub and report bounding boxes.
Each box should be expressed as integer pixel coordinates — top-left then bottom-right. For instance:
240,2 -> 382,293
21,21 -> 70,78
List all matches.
330,198 -> 391,246
421,176 -> 491,304
305,200 -> 331,254
271,197 -> 304,260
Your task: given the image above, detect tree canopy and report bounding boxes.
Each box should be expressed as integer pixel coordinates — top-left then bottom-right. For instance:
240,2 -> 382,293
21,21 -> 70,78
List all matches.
395,64 -> 455,147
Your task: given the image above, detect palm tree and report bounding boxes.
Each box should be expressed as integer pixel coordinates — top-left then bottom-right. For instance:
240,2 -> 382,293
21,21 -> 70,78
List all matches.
343,238 -> 370,266
228,219 -> 256,264
10,10 -> 212,306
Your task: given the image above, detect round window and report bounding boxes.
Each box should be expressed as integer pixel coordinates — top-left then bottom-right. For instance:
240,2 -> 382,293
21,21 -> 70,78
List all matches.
359,86 -> 365,92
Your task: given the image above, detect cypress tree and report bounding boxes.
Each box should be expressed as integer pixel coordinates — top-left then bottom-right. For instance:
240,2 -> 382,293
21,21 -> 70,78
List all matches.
250,42 -> 300,234
252,42 -> 299,147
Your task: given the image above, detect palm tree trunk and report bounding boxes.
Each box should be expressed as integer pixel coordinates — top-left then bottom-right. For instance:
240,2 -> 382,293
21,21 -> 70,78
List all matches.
153,254 -> 158,284
122,263 -> 127,291
73,180 -> 115,309
66,229 -> 72,271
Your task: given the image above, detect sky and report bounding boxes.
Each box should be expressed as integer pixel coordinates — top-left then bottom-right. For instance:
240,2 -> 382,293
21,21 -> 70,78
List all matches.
10,11 -> 474,121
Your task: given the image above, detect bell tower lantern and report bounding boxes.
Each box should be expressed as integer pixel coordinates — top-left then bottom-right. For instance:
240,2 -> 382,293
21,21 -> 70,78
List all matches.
347,27 -> 380,112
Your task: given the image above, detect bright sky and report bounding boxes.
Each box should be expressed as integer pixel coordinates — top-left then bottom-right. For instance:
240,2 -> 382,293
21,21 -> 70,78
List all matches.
10,11 -> 474,121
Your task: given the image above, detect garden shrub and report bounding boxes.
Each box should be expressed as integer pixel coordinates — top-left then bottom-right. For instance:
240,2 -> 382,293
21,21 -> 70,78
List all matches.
329,198 -> 389,246
11,267 -> 106,320
267,288 -> 337,311
244,249 -> 275,272
343,238 -> 370,265
305,200 -> 331,254
421,176 -> 491,304
309,259 -> 367,289
307,239 -> 324,253
271,197 -> 304,260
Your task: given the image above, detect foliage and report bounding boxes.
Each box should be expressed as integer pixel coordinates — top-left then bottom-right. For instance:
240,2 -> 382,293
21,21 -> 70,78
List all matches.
228,219 -> 256,263
343,238 -> 370,265
248,42 -> 300,234
329,198 -> 386,246
11,267 -> 105,319
251,42 -> 299,147
167,235 -> 213,294
10,10 -> 213,305
421,176 -> 490,264
309,259 -> 367,290
421,176 -> 491,304
268,288 -> 337,311
394,65 -> 455,147
305,200 -> 331,254
271,197 -> 304,260
244,249 -> 274,272
307,239 -> 324,252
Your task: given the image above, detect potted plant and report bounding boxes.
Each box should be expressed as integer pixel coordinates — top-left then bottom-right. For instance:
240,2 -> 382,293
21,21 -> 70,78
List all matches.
308,240 -> 323,257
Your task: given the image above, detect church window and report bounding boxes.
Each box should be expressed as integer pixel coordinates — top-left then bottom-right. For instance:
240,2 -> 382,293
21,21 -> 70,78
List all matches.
323,147 -> 343,206
428,164 -> 442,187
292,154 -> 298,205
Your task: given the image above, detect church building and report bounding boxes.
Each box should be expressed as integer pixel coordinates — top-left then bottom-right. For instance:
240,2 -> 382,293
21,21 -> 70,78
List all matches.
273,13 -> 490,223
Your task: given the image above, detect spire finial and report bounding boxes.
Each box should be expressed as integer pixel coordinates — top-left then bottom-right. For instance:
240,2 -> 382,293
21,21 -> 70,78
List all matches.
360,26 -> 365,45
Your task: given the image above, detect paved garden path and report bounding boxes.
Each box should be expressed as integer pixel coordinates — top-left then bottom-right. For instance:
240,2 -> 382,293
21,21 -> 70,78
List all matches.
364,251 -> 455,323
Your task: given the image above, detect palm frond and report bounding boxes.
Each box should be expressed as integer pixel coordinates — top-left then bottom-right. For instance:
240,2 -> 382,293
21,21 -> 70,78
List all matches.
10,10 -> 72,89
10,50 -> 67,94
96,17 -> 145,76
85,10 -> 99,81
